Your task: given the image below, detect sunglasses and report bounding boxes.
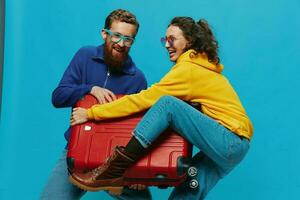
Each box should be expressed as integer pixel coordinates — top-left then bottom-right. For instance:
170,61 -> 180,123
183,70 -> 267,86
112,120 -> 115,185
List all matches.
160,36 -> 175,47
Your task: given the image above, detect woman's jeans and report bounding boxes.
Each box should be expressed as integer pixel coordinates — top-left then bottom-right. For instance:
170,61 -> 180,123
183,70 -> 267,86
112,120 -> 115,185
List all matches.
40,150 -> 152,200
133,96 -> 250,200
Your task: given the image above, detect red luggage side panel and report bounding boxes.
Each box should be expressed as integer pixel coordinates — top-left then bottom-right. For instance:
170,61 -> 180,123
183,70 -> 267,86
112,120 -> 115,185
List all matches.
67,95 -> 192,186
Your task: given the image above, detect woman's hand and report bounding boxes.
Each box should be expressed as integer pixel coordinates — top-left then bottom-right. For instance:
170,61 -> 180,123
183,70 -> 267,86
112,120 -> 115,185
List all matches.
71,107 -> 89,126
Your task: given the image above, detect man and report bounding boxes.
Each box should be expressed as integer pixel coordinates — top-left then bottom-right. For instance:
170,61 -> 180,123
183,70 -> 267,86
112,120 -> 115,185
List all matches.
40,9 -> 151,200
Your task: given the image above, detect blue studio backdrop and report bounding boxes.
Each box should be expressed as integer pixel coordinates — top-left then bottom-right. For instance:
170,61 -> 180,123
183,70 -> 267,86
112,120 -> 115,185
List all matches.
1,0 -> 300,199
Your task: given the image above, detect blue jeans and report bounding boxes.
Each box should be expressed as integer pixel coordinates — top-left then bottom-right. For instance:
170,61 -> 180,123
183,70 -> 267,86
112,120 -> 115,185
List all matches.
40,150 -> 152,200
133,96 -> 250,200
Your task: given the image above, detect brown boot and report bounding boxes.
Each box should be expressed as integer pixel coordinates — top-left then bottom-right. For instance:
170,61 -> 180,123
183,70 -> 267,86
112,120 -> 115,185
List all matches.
69,146 -> 136,192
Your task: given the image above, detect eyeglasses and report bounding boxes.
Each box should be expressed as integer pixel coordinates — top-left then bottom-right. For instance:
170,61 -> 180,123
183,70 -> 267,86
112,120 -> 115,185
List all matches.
103,29 -> 135,47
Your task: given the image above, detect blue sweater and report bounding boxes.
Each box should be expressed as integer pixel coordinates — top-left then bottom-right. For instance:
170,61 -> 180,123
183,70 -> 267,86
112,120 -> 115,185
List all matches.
52,45 -> 147,141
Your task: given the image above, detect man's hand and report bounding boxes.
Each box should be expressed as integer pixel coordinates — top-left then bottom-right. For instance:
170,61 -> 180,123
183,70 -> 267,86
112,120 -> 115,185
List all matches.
90,86 -> 117,104
71,107 -> 89,126
129,184 -> 147,190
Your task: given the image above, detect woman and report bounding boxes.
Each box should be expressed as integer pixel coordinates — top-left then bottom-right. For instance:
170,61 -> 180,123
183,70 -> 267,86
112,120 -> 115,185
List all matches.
70,17 -> 253,199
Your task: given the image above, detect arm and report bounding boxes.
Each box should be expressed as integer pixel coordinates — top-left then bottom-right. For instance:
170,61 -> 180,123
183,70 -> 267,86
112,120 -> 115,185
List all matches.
52,49 -> 94,108
71,63 -> 192,124
135,69 -> 148,92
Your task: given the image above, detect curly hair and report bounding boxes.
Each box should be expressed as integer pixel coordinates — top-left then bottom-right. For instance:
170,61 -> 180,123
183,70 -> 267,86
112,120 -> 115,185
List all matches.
170,17 -> 220,64
104,9 -> 139,37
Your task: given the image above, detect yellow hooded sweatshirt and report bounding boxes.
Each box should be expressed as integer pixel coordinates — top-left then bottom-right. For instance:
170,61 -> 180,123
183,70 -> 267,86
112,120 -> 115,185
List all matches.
87,50 -> 253,140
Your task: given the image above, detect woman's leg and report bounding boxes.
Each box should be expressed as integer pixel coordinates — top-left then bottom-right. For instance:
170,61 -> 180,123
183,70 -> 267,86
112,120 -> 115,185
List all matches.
132,96 -> 250,199
169,151 -> 224,200
134,95 -> 249,168
41,150 -> 152,200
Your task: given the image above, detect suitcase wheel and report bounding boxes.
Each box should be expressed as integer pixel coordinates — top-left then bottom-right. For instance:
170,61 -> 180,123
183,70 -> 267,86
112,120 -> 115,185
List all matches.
187,166 -> 198,177
158,185 -> 169,189
107,187 -> 124,195
189,179 -> 199,189
156,174 -> 167,180
67,157 -> 75,172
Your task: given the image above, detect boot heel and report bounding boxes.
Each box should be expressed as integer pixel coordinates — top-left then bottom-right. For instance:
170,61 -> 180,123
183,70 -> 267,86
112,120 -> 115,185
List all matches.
107,187 -> 123,195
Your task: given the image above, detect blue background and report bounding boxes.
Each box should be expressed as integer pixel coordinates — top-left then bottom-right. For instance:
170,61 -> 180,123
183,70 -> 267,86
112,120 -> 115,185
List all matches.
1,0 -> 300,199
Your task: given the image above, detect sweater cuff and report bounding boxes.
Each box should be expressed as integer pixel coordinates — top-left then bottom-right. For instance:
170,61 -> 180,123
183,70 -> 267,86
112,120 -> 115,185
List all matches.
80,84 -> 94,97
87,108 -> 94,120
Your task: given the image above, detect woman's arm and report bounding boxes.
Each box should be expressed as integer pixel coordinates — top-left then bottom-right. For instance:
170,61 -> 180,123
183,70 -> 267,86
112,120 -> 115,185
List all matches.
71,63 -> 192,124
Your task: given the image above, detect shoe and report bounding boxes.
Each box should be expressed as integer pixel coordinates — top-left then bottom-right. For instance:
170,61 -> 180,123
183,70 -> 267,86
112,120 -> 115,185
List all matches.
69,146 -> 136,192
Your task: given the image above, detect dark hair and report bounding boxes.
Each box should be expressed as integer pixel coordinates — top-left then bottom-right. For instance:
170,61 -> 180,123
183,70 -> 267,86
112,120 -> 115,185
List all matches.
104,9 -> 139,37
170,17 -> 220,64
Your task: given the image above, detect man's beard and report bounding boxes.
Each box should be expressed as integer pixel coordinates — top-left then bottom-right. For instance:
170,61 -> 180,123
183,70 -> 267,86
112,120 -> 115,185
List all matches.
104,42 -> 128,74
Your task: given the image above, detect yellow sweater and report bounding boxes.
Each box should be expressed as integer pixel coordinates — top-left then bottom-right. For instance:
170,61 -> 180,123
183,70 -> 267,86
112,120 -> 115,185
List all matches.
87,50 -> 253,140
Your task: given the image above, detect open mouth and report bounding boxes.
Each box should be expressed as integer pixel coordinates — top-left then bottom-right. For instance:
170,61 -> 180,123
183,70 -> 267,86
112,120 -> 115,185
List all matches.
168,50 -> 176,58
112,46 -> 126,57
113,46 -> 124,53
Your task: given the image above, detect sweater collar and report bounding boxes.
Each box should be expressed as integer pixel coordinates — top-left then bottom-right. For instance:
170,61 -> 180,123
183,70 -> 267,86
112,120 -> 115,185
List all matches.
177,49 -> 224,73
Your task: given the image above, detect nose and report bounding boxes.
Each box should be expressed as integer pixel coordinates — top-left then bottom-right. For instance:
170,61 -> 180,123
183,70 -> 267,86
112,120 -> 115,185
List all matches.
117,39 -> 125,47
165,40 -> 170,48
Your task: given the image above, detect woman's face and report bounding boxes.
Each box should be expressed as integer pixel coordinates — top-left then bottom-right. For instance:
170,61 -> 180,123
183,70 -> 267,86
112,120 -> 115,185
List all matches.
164,25 -> 189,62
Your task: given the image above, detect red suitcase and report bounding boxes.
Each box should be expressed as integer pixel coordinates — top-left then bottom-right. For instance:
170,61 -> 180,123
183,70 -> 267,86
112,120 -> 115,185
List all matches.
67,95 -> 193,188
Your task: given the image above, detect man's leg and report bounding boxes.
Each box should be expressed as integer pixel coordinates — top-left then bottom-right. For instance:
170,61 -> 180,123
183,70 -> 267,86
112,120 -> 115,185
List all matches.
116,187 -> 152,200
40,150 -> 86,200
133,96 -> 249,199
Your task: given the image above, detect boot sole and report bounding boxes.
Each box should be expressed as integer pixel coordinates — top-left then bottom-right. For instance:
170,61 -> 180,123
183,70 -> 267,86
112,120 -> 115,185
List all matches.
68,175 -> 124,195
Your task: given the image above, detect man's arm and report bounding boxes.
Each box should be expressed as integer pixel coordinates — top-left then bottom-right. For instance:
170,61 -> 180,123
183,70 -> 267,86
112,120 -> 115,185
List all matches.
134,68 -> 148,92
52,48 -> 117,108
52,49 -> 94,108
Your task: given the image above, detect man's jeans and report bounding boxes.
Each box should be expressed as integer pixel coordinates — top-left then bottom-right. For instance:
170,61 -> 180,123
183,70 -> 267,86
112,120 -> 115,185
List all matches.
133,96 -> 250,200
40,150 -> 152,200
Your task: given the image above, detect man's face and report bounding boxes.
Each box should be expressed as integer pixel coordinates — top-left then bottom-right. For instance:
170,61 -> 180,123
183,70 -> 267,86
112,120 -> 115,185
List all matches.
102,21 -> 137,71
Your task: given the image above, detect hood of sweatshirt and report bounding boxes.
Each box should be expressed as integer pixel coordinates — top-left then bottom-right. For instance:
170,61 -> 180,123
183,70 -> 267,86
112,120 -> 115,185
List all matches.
176,49 -> 224,73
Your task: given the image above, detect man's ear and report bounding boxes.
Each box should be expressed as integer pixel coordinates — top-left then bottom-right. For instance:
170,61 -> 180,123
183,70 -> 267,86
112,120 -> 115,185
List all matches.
101,29 -> 107,40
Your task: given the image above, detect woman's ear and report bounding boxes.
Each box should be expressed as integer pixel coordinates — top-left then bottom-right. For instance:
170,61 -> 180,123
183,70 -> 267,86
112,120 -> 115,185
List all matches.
184,41 -> 192,51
